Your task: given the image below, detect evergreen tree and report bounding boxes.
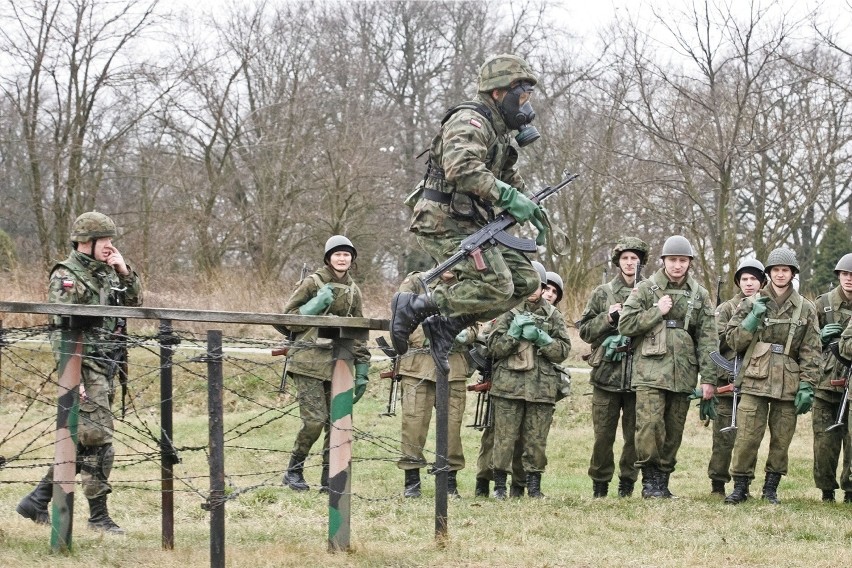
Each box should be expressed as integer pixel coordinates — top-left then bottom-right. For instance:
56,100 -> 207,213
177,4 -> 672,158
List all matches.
809,216 -> 852,296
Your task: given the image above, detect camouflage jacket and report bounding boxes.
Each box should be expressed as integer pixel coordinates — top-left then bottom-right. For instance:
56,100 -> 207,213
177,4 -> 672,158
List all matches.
577,274 -> 633,391
814,287 -> 852,401
487,297 -> 571,403
713,292 -> 746,394
282,266 -> 371,381
409,93 -> 526,237
398,325 -> 477,382
725,285 -> 821,400
48,250 -> 142,359
618,268 -> 717,393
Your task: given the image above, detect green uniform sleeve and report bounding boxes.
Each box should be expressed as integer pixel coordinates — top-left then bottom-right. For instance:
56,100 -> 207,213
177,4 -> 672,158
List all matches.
538,309 -> 571,363
486,311 -> 521,360
281,276 -> 320,334
696,290 -> 720,386
577,286 -> 617,346
617,283 -> 661,338
797,307 -> 824,387
119,267 -> 143,307
724,295 -> 761,353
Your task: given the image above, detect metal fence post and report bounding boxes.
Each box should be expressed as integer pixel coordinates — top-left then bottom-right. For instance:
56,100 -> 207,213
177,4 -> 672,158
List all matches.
207,330 -> 225,568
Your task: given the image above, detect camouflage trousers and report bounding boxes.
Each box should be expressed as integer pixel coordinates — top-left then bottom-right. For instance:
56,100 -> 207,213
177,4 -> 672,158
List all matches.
633,387 -> 690,473
491,396 -> 554,474
811,396 -> 852,491
588,387 -> 637,483
476,424 -> 525,486
708,396 -> 736,483
291,374 -> 331,459
730,394 -> 797,479
416,234 -> 540,321
397,377 -> 466,471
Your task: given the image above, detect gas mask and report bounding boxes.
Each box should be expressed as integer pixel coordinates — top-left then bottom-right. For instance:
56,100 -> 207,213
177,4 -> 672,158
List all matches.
499,81 -> 540,147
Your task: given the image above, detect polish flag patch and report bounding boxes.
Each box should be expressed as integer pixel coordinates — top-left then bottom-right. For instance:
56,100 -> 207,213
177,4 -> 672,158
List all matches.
469,118 -> 482,129
61,278 -> 74,289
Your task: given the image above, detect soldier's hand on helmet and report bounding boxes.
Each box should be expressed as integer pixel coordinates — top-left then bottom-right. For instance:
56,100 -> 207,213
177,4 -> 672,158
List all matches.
353,363 -> 370,404
607,304 -> 622,326
103,245 -> 129,275
657,295 -> 673,316
820,323 -> 844,345
794,381 -> 814,415
507,313 -> 535,339
299,284 -> 335,315
742,295 -> 769,332
521,324 -> 553,347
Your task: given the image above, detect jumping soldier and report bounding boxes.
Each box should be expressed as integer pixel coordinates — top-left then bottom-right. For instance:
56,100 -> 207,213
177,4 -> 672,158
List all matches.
279,236 -> 371,493
618,235 -> 718,499
708,259 -> 766,496
16,212 -> 142,533
390,53 -> 546,374
723,247 -> 821,505
812,253 -> 852,503
578,237 -> 650,498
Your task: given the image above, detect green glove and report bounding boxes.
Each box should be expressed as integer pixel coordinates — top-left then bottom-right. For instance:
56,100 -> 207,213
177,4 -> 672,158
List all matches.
495,181 -> 547,240
508,313 -> 535,339
687,387 -> 702,401
794,380 -> 814,415
353,363 -> 370,404
741,295 -> 770,332
820,323 -> 844,345
601,335 -> 624,362
455,329 -> 471,344
521,325 -> 553,347
699,396 -> 718,421
299,284 -> 335,315
536,206 -> 552,247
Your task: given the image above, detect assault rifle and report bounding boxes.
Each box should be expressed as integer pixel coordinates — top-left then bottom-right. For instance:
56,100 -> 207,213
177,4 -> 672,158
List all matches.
376,336 -> 402,417
275,262 -> 310,393
418,171 -> 579,287
709,351 -> 743,432
826,342 -> 851,432
466,345 -> 493,430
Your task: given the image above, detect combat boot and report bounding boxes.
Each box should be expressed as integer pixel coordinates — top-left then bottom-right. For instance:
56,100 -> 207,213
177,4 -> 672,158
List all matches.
724,476 -> 750,504
404,469 -> 421,498
527,472 -> 545,499
761,472 -> 782,505
474,477 -> 490,497
711,480 -> 726,496
283,453 -> 310,491
422,315 -> 477,376
617,478 -> 635,498
87,495 -> 125,534
16,476 -> 52,525
659,471 -> 677,499
492,471 -> 508,500
845,491 -> 852,503
641,467 -> 663,499
390,292 -> 440,356
821,489 -> 835,502
509,483 -> 525,498
592,481 -> 609,498
447,471 -> 460,499
318,463 -> 330,494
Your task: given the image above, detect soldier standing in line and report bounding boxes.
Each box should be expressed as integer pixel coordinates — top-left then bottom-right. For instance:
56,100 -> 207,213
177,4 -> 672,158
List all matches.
16,212 -> 142,533
708,259 -> 766,496
280,236 -> 371,493
618,235 -> 718,499
395,274 -> 477,499
487,262 -> 571,499
390,54 -> 546,373
723,248 -> 821,504
578,237 -> 650,499
812,253 -> 852,503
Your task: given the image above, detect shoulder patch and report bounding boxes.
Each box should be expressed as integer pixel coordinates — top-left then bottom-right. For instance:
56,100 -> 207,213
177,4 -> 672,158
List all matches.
469,118 -> 482,129
61,277 -> 75,289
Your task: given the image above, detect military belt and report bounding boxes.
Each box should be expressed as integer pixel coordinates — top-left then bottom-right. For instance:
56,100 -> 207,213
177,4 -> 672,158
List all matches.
769,343 -> 785,354
423,188 -> 452,205
665,320 -> 685,329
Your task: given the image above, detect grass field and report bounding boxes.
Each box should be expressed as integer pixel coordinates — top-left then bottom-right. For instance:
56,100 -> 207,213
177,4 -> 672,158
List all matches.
0,337 -> 850,568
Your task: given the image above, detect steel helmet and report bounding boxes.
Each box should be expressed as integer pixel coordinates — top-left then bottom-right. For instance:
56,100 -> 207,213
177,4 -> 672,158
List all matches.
530,260 -> 547,284
660,235 -> 694,259
765,247 -> 799,274
734,259 -> 766,286
611,237 -> 650,266
70,212 -> 117,243
324,235 -> 357,264
834,253 -> 852,275
478,54 -> 538,92
545,271 -> 564,304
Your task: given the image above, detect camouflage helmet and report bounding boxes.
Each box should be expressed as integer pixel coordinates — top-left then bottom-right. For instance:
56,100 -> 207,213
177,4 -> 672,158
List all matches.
478,54 -> 538,92
765,247 -> 799,274
734,259 -> 766,286
70,211 -> 117,243
530,260 -> 547,284
611,237 -> 650,266
660,235 -> 694,259
545,271 -> 564,304
834,253 -> 852,275
324,235 -> 357,264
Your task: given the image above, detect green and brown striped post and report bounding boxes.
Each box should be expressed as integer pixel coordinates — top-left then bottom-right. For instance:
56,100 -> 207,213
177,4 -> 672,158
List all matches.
327,332 -> 356,552
50,328 -> 83,553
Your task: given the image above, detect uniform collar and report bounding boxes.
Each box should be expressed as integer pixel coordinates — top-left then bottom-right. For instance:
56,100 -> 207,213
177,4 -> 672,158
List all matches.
477,93 -> 509,136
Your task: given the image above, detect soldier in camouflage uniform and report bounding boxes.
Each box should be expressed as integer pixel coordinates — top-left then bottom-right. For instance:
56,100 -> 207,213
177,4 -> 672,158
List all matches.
578,237 -> 650,499
708,259 -> 765,496
390,54 -> 546,374
723,248 -> 821,505
618,235 -> 718,499
812,253 -> 852,503
16,212 -> 142,533
395,274 -> 477,498
280,236 -> 371,493
487,262 -> 571,499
